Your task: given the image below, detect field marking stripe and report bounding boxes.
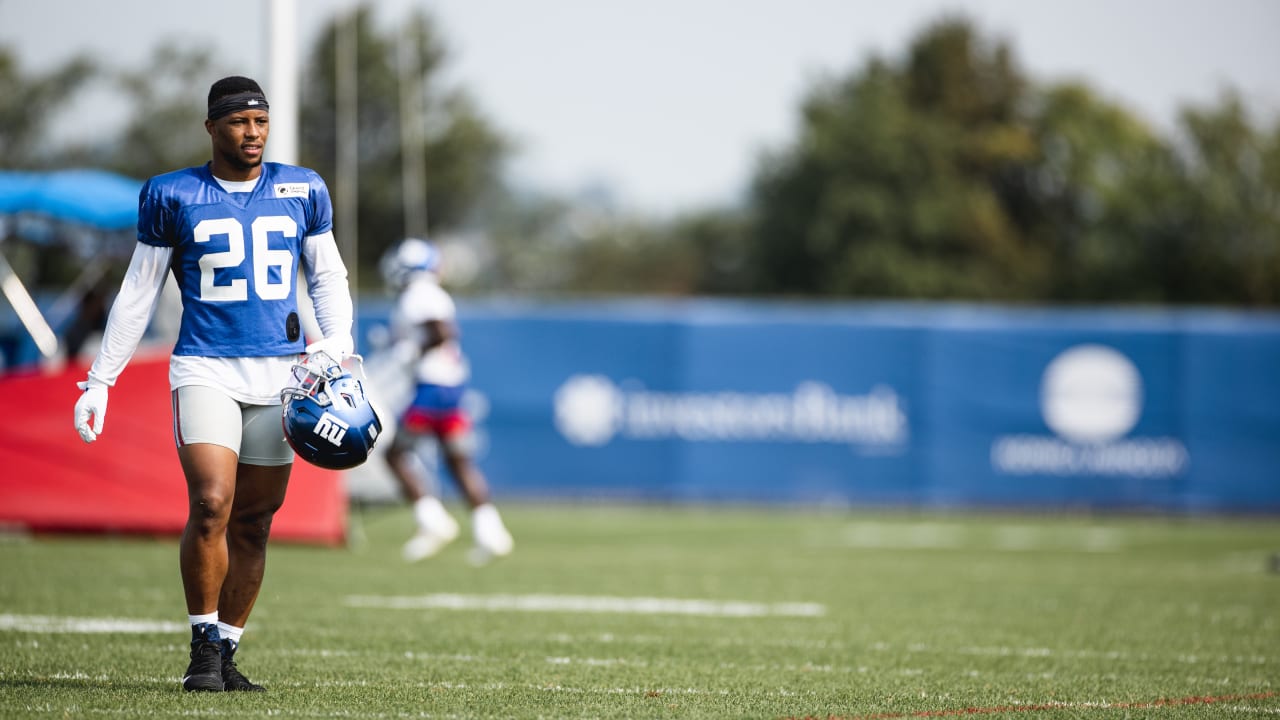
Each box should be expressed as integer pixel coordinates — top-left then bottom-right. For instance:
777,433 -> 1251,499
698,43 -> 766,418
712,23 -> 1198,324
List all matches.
343,593 -> 825,617
833,522 -> 1126,552
795,691 -> 1279,719
0,614 -> 185,634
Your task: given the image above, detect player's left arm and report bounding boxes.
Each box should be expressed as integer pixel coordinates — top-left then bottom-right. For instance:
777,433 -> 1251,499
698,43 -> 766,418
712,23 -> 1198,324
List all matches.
301,229 -> 354,360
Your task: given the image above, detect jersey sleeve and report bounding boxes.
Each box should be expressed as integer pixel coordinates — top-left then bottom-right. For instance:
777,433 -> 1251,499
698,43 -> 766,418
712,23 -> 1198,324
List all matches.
306,171 -> 334,238
135,177 -> 173,248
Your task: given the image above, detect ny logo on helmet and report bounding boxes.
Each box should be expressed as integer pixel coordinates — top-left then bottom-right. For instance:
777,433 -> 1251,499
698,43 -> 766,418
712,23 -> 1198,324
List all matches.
313,411 -> 350,446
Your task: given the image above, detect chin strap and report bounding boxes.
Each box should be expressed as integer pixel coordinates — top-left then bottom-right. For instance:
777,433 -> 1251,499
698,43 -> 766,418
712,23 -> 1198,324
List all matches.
347,353 -> 368,380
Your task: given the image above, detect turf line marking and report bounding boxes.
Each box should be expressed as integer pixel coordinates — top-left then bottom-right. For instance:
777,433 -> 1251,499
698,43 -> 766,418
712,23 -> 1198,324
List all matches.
791,691 -> 1279,719
835,522 -> 1124,552
0,614 -> 185,634
344,593 -> 825,617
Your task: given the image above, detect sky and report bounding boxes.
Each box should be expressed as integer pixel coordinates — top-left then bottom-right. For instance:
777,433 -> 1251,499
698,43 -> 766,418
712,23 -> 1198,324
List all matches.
2,0 -> 1278,214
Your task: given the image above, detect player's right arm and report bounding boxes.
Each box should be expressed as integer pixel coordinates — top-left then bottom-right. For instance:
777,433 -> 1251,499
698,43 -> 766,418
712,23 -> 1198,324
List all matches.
73,242 -> 173,442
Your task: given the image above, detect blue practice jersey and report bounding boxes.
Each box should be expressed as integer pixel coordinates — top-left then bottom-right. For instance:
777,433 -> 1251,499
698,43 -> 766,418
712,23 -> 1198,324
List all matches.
137,162 -> 333,357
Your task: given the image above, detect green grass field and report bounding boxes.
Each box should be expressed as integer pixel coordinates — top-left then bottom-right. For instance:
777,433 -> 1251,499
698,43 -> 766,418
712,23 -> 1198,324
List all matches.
1,503 -> 1277,719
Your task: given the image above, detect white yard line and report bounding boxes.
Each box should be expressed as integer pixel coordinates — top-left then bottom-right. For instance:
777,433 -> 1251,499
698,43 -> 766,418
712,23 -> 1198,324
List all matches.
343,592 -> 825,617
833,522 -> 1127,552
0,614 -> 185,634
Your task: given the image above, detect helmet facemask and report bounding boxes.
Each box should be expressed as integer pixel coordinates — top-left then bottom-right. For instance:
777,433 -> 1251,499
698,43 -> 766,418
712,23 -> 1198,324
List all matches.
281,351 -> 383,470
282,351 -> 350,407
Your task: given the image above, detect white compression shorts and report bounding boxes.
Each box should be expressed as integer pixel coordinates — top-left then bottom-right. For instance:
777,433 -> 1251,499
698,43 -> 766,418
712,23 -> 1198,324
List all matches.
171,385 -> 294,466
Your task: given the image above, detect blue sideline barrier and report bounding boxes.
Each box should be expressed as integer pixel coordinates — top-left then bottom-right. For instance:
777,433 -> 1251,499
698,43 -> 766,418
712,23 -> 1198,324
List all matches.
357,299 -> 1280,513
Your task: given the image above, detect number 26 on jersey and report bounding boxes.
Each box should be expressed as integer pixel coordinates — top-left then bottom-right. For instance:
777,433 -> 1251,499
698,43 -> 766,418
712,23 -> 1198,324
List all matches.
194,216 -> 297,302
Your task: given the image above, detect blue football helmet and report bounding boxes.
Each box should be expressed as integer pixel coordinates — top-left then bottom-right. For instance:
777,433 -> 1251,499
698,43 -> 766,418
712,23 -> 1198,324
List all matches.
380,237 -> 441,290
281,351 -> 383,470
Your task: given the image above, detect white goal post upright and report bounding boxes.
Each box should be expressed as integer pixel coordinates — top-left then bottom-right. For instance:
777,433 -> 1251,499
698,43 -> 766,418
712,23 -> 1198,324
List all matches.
266,0 -> 299,167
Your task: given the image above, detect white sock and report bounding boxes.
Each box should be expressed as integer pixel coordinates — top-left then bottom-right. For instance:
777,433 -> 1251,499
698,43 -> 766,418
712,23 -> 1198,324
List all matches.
413,496 -> 450,530
188,612 -> 218,627
472,503 -> 505,535
217,621 -> 244,651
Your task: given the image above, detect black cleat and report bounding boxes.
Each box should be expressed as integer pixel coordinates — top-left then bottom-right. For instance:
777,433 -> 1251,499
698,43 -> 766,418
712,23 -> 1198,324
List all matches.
182,639 -> 224,692
221,640 -> 265,692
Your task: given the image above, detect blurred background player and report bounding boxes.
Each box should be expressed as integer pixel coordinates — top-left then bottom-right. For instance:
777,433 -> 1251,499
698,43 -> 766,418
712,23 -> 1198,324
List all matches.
379,237 -> 513,564
72,76 -> 356,692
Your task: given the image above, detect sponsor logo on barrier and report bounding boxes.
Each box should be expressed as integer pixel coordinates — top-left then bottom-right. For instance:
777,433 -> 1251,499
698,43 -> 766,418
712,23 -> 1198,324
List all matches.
554,375 -> 908,449
313,411 -> 350,446
991,344 -> 1188,477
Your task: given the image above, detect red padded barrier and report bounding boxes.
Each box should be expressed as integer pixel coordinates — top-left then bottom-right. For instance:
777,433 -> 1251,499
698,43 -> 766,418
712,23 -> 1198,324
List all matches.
0,353 -> 347,545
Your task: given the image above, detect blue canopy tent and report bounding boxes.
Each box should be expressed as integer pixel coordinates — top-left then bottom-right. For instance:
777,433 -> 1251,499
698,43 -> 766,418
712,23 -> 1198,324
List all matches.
0,169 -> 142,230
0,169 -> 143,369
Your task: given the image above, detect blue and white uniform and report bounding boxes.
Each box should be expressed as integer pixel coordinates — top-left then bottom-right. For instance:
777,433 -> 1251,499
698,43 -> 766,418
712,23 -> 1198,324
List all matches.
141,162 -> 327,358
87,162 -> 353,407
392,273 -> 471,437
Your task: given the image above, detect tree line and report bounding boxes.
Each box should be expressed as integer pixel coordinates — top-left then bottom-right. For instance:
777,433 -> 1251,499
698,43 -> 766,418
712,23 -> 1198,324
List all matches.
3,7 -> 1277,305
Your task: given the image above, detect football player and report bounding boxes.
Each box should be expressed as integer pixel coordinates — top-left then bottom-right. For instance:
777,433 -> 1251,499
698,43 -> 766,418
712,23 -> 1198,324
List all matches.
380,238 -> 514,565
72,76 -> 356,692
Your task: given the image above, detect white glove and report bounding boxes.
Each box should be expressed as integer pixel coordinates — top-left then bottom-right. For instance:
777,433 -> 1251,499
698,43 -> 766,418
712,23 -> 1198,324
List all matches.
305,334 -> 354,364
74,380 -> 109,443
